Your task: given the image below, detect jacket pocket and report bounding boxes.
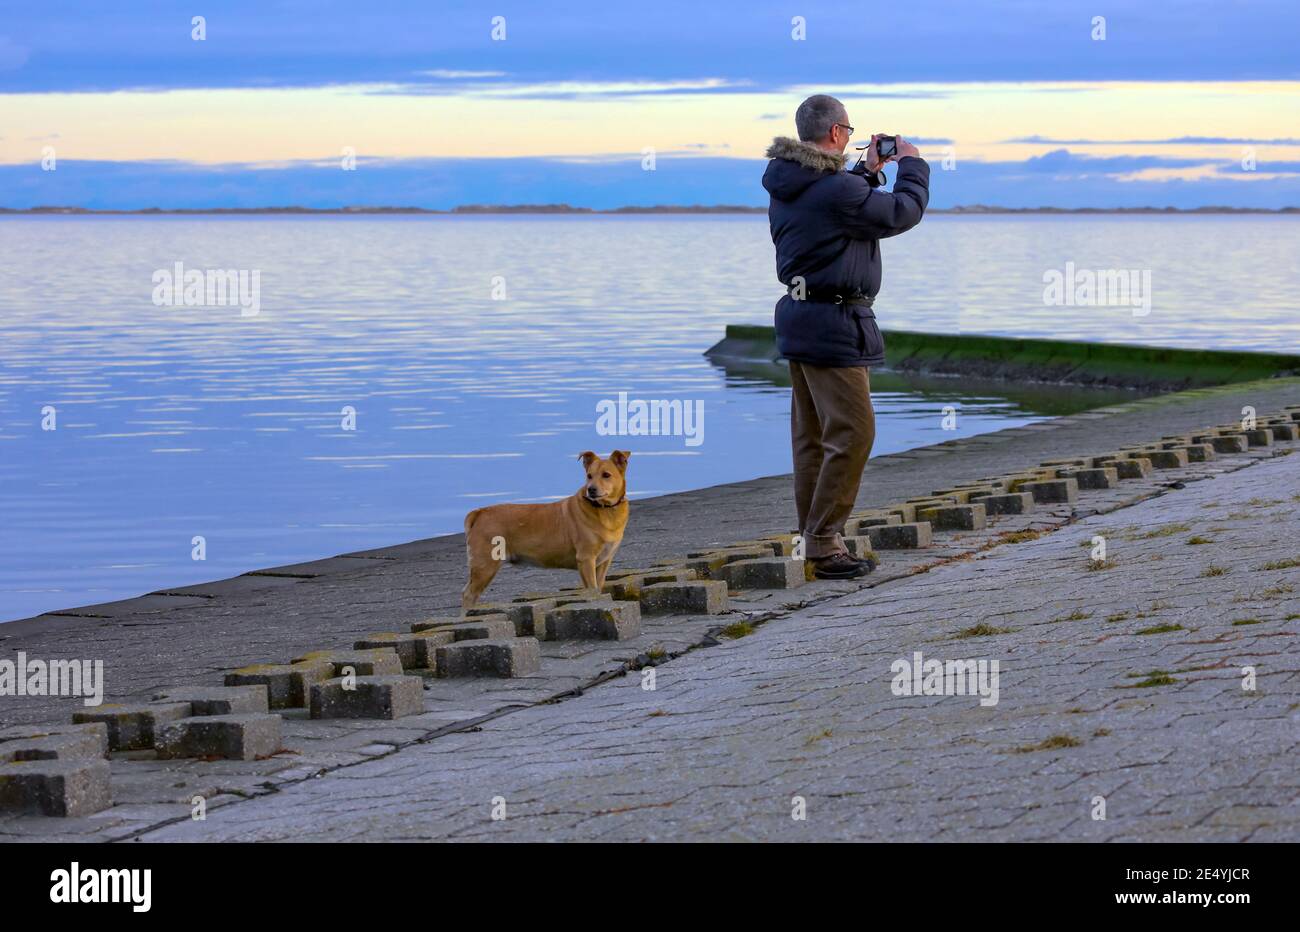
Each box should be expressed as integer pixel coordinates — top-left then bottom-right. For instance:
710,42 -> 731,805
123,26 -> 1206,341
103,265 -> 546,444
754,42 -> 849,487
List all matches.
850,306 -> 884,360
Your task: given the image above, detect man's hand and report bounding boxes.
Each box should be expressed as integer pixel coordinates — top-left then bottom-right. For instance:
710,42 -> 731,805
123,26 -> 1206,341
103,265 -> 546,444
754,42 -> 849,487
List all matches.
894,136 -> 920,159
863,133 -> 886,171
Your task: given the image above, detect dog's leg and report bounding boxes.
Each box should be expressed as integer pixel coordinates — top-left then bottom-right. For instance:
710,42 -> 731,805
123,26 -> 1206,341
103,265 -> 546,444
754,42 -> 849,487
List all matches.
577,553 -> 599,592
595,541 -> 621,590
462,539 -> 502,609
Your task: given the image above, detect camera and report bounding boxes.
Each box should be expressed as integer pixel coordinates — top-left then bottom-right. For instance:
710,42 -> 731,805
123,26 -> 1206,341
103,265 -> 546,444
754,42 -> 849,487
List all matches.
876,135 -> 897,160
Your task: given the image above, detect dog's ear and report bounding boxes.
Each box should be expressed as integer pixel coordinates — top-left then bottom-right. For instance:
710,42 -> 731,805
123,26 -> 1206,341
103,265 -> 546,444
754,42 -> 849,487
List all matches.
610,450 -> 630,472
578,451 -> 599,469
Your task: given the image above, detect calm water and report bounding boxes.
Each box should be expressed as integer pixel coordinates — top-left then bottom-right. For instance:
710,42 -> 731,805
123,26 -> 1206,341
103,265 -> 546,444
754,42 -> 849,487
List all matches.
1,215 -> 1295,621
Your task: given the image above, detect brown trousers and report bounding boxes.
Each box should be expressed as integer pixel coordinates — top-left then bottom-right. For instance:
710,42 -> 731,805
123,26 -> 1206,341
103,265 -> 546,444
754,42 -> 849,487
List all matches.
789,361 -> 876,559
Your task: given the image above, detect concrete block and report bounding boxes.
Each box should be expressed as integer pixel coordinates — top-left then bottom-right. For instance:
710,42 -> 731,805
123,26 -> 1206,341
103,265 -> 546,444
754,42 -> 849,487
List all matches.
353,633 -> 425,669
156,714 -> 284,760
866,522 -> 933,549
1005,474 -> 1052,493
1089,453 -> 1128,468
1243,428 -> 1274,447
905,496 -> 956,510
1172,443 -> 1215,463
1058,467 -> 1119,489
515,588 -> 596,602
640,580 -> 730,615
1136,448 -> 1189,468
1039,457 -> 1088,467
847,514 -> 901,534
409,629 -> 456,669
516,590 -> 612,608
915,503 -> 987,531
225,661 -> 333,710
72,702 -> 191,751
291,648 -> 403,677
1267,423 -> 1298,441
1099,457 -> 1152,479
720,557 -> 806,590
0,723 -> 108,763
685,545 -> 771,560
0,758 -> 112,817
929,489 -> 974,503
602,567 -> 649,580
309,676 -> 425,719
410,617 -> 515,641
543,601 -> 642,640
151,685 -> 270,716
602,568 -> 694,600
1204,434 -> 1249,454
842,536 -> 876,559
980,492 -> 1034,516
717,540 -> 781,557
1022,478 -> 1079,504
885,503 -> 919,523
465,602 -> 546,637
682,547 -> 772,580
0,721 -> 108,744
434,639 -> 541,678
755,536 -> 805,557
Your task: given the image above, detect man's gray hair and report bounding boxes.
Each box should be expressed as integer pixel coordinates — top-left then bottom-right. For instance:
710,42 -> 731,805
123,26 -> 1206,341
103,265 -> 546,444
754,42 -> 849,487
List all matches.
795,94 -> 847,142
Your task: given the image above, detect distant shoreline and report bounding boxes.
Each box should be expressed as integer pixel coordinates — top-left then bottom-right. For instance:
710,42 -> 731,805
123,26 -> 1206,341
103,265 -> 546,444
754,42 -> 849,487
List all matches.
3,204 -> 1298,216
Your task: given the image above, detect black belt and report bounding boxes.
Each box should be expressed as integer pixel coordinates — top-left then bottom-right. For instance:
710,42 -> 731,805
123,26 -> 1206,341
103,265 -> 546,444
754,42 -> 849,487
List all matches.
787,288 -> 874,307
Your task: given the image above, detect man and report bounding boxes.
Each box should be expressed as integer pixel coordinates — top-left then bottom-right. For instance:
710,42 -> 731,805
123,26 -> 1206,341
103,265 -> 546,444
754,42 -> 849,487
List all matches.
762,94 -> 930,579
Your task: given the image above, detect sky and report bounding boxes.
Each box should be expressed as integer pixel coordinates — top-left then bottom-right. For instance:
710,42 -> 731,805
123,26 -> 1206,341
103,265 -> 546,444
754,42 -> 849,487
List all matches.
2,0 -> 1298,209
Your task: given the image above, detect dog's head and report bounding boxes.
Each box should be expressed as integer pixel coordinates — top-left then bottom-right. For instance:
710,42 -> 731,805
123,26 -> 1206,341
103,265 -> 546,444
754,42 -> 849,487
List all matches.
578,450 -> 630,506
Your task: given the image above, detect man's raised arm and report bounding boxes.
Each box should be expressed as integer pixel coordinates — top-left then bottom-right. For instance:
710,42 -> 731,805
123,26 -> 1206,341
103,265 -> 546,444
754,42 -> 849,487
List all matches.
839,139 -> 931,240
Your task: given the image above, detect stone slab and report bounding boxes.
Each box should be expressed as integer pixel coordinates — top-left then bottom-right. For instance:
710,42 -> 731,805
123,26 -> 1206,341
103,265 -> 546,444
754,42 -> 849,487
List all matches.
916,503 -> 987,531
156,713 -> 284,760
720,557 -> 807,590
434,639 -> 542,678
0,758 -> 112,817
866,522 -> 933,549
639,580 -> 729,615
543,601 -> 642,640
151,685 -> 270,716
224,661 -> 333,710
309,676 -> 425,720
291,648 -> 404,677
71,702 -> 191,751
1022,478 -> 1079,504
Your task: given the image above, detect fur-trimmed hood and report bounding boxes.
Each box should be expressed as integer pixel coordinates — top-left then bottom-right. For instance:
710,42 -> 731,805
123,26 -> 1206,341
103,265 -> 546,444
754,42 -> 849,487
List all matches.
763,136 -> 845,201
764,136 -> 847,173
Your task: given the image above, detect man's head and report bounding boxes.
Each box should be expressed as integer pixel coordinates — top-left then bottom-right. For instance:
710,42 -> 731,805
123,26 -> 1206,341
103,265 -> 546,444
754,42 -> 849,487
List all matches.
795,94 -> 851,154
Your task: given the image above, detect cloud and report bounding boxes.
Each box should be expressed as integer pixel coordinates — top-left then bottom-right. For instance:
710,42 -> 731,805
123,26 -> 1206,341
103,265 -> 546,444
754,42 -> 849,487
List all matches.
369,77 -> 754,99
1006,135 -> 1300,145
418,70 -> 507,79
4,1 -> 1299,93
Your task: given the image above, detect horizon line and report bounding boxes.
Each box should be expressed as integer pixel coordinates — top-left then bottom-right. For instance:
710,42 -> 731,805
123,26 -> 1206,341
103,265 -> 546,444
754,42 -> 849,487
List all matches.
4,204 -> 1299,216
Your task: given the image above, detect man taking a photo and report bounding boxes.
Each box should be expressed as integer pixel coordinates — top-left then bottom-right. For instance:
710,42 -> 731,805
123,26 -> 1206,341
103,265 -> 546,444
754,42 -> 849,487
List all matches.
762,94 -> 931,579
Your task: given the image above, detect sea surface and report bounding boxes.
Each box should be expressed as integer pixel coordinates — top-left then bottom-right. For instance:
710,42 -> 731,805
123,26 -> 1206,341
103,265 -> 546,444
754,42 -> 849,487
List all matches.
1,214 -> 1295,621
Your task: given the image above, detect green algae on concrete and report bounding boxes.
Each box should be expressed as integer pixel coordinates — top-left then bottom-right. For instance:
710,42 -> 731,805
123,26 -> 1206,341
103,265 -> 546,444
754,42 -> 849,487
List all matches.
705,324 -> 1300,392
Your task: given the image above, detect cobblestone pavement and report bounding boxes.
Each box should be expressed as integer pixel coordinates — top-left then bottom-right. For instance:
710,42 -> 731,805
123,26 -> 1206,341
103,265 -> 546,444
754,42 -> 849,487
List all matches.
131,442 -> 1300,841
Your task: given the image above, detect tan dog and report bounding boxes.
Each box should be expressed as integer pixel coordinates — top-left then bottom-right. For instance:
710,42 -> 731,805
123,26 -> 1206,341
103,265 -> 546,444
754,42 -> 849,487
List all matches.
462,450 -> 630,608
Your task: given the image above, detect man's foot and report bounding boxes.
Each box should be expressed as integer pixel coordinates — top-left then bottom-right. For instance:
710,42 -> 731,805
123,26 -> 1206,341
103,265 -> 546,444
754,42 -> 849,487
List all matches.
811,551 -> 873,579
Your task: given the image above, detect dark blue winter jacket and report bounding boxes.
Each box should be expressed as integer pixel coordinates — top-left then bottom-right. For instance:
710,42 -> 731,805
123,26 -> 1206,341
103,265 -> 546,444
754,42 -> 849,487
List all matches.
762,136 -> 930,367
